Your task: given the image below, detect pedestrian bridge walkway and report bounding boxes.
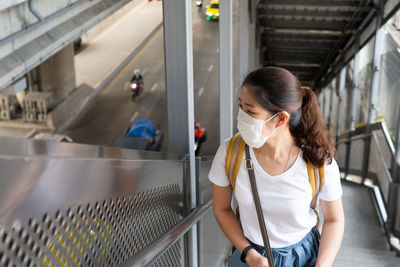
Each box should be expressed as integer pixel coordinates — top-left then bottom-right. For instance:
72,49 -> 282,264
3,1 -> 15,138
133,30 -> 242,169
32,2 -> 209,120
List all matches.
1,0 -> 400,266
0,118 -> 399,266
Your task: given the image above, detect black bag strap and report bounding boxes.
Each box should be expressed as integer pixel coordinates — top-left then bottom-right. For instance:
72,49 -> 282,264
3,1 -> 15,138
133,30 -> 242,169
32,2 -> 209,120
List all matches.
244,145 -> 275,267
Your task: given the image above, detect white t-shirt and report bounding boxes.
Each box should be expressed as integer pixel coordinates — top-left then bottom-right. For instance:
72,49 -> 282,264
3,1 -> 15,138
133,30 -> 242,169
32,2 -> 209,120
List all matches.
208,140 -> 343,248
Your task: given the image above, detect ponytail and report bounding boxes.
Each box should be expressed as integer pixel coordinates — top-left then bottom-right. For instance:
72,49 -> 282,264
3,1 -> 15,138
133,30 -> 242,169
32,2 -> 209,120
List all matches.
290,88 -> 336,167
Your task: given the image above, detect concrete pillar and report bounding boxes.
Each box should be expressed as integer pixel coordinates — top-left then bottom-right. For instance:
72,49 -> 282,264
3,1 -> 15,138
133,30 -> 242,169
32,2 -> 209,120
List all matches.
37,44 -> 76,104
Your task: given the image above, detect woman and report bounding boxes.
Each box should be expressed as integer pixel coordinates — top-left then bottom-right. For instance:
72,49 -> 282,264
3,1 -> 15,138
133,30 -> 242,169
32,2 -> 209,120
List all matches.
209,67 -> 344,267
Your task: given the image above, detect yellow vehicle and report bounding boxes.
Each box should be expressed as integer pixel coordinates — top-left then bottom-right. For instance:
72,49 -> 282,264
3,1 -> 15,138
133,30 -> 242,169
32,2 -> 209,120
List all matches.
205,0 -> 219,21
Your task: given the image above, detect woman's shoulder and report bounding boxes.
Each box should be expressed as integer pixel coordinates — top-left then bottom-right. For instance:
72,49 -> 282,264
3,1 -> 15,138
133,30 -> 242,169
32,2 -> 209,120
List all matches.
324,157 -> 339,170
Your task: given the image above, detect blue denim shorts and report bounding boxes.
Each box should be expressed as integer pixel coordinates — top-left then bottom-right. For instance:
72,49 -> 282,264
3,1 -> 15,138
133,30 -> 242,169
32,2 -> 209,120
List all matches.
228,227 -> 320,267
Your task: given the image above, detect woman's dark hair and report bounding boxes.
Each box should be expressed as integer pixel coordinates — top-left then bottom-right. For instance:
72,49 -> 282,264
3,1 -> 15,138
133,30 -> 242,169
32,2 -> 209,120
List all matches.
242,66 -> 336,167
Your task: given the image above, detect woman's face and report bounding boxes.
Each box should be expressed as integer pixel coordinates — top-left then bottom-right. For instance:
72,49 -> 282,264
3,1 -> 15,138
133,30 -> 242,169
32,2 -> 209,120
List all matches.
239,86 -> 278,137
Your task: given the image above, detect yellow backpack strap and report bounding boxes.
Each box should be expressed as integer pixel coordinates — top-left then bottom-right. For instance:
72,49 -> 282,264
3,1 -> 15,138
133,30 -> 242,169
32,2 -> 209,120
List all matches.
307,161 -> 325,196
225,133 -> 246,191
232,138 -> 246,191
307,160 -> 325,230
225,133 -> 240,181
307,161 -> 316,195
319,165 -> 325,190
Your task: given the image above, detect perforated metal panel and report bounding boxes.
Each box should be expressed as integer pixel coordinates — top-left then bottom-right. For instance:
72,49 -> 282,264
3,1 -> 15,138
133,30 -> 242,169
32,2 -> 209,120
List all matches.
150,239 -> 183,267
0,184 -> 183,267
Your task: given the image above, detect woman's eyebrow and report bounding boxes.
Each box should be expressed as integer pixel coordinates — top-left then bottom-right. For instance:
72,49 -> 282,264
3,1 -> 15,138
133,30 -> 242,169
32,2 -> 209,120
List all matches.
238,98 -> 255,108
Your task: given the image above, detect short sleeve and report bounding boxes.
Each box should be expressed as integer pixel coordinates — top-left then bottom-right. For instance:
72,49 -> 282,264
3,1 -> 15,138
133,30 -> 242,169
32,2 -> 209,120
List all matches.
208,141 -> 230,187
318,159 -> 343,201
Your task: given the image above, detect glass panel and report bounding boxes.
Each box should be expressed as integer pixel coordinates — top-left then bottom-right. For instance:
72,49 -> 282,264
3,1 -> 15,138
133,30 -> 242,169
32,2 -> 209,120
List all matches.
369,133 -> 391,205
199,208 -> 230,267
337,143 -> 347,169
198,157 -> 230,266
348,139 -> 365,173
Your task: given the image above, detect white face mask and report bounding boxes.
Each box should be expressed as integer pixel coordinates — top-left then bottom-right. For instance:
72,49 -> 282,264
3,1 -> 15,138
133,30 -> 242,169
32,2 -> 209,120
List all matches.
237,108 -> 280,148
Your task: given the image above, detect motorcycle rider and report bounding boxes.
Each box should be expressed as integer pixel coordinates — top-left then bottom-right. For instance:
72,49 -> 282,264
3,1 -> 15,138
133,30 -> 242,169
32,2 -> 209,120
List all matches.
130,69 -> 144,95
194,120 -> 207,156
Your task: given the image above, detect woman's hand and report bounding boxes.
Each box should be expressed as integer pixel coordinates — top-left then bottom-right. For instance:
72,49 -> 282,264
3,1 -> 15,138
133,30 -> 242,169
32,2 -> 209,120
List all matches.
245,249 -> 269,267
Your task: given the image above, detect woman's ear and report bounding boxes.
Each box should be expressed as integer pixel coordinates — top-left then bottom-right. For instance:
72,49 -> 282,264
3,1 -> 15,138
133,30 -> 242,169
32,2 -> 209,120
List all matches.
276,111 -> 290,128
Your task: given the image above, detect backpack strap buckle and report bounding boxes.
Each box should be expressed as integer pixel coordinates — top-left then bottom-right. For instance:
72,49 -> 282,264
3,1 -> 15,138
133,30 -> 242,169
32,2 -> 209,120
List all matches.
245,156 -> 253,170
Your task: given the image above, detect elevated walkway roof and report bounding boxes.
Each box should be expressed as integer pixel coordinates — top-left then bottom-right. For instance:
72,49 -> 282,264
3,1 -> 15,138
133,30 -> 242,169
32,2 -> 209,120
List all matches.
257,0 -> 400,89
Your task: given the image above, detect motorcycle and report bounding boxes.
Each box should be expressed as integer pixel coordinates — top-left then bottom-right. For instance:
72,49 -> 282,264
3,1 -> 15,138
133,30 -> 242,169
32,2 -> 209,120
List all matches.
130,80 -> 143,100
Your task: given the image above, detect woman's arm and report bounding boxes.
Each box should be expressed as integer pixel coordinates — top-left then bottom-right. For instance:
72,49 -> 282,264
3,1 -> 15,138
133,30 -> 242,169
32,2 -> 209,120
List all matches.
213,184 -> 252,253
316,198 -> 345,267
213,184 -> 268,266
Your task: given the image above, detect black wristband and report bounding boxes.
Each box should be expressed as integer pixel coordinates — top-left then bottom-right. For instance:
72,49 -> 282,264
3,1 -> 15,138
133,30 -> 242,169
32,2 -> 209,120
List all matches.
240,245 -> 254,263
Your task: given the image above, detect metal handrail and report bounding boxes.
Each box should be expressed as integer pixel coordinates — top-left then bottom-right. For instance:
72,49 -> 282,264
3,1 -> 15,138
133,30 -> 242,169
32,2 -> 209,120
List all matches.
338,121 -> 395,186
337,119 -> 400,251
0,136 -> 186,161
337,121 -> 395,156
122,200 -> 213,267
336,133 -> 371,145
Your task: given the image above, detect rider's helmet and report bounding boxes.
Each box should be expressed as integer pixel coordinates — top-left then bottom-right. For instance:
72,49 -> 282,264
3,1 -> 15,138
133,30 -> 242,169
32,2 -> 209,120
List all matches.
134,69 -> 141,75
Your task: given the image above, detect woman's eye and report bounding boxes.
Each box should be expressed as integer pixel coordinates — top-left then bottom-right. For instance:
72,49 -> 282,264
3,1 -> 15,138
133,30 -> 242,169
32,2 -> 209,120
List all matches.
247,110 -> 255,114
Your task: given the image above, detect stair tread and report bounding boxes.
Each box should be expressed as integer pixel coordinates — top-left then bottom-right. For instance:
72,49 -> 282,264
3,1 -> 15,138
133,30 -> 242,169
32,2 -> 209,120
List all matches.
334,246 -> 399,265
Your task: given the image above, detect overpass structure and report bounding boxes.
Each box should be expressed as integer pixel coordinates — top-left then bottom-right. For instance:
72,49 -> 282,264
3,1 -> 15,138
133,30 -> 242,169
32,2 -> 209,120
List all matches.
1,0 -> 400,266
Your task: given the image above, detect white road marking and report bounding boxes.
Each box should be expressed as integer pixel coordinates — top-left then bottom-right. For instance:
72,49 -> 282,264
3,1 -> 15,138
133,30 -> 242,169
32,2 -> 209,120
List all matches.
208,64 -> 214,72
151,83 -> 158,92
198,87 -> 204,96
130,112 -> 139,123
142,68 -> 149,76
24,129 -> 37,138
124,82 -> 131,91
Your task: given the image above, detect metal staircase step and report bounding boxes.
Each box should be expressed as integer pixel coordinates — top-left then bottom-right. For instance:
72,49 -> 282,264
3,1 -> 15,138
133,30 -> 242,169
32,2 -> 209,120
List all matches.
334,246 -> 400,266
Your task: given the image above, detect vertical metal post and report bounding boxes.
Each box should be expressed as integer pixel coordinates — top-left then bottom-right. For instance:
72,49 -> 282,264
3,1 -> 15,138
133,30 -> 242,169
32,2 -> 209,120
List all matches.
219,0 -> 233,142
388,77 -> 400,234
327,79 -> 335,131
336,67 -> 346,145
162,1 -> 197,266
195,157 -> 201,267
345,34 -> 360,179
322,87 -> 327,119
362,8 -> 383,183
391,103 -> 400,183
238,0 -> 249,84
